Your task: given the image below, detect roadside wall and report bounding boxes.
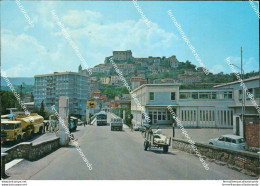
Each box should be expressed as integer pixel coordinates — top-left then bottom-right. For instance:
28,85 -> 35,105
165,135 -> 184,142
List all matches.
245,122 -> 260,148
4,137 -> 60,163
172,138 -> 260,177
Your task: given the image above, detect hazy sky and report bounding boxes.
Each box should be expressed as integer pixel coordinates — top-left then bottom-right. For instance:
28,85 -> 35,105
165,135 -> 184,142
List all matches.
1,1 -> 259,77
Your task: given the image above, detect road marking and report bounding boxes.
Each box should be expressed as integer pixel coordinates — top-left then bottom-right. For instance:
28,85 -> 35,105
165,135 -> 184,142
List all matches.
5,158 -> 23,171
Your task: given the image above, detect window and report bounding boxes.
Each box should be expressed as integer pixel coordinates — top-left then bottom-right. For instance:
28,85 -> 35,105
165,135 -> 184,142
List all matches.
199,92 -> 210,99
153,112 -> 157,120
232,139 -> 237,144
212,92 -> 217,99
158,112 -> 161,120
192,92 -> 198,99
224,91 -> 233,99
171,92 -> 176,100
218,137 -> 224,141
239,90 -> 243,100
162,112 -> 166,120
254,88 -> 260,99
225,138 -> 231,143
167,112 -> 171,120
149,92 -> 154,101
238,138 -> 245,143
180,92 -> 191,99
246,89 -> 253,100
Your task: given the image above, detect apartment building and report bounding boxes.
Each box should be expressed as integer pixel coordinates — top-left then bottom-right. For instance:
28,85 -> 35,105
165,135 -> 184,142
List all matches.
34,72 -> 89,117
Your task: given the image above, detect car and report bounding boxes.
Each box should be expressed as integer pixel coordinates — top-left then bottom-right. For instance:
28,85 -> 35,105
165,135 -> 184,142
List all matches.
209,134 -> 248,151
139,126 -> 146,132
77,119 -> 84,126
133,124 -> 140,131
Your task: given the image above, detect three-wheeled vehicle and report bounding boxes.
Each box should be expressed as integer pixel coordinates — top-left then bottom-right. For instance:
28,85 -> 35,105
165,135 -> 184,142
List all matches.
143,126 -> 171,153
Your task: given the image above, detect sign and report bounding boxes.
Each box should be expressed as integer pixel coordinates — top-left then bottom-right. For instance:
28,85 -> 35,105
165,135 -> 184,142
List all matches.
87,101 -> 97,108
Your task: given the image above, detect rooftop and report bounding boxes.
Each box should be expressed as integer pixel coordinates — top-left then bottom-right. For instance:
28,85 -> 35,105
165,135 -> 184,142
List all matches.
35,71 -> 89,78
132,83 -> 181,92
214,75 -> 260,88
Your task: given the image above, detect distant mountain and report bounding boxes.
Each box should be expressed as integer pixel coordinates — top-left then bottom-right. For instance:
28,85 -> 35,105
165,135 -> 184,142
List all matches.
1,77 -> 34,86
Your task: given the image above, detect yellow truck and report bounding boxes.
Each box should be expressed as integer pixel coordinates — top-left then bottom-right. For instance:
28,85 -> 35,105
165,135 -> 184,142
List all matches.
1,113 -> 45,144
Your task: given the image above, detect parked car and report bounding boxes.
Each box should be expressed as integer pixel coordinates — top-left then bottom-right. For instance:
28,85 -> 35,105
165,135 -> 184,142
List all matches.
139,126 -> 146,132
209,134 -> 248,151
133,124 -> 140,131
77,119 -> 84,126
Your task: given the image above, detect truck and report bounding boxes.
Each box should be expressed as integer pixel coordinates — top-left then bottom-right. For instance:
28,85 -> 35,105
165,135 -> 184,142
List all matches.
111,118 -> 123,131
143,127 -> 171,153
1,113 -> 45,144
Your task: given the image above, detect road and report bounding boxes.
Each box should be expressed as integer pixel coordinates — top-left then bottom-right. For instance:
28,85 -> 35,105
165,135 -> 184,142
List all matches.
6,112 -> 255,180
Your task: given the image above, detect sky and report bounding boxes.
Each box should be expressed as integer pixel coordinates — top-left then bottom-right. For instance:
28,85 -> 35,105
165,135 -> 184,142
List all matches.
1,1 -> 259,77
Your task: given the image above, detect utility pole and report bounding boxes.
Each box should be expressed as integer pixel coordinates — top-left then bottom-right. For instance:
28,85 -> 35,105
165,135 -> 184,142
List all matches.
19,84 -> 24,99
241,47 -> 245,138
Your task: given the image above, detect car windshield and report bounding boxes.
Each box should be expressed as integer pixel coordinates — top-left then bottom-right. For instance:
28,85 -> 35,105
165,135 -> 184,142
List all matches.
97,115 -> 106,119
238,138 -> 245,143
1,124 -> 15,130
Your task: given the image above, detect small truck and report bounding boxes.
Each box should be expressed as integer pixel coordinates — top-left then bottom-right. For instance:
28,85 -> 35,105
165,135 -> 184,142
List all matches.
143,127 -> 171,153
111,118 -> 123,131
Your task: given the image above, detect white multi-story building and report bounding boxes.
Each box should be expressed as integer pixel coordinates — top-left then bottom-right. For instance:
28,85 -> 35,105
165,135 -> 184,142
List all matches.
34,72 -> 89,117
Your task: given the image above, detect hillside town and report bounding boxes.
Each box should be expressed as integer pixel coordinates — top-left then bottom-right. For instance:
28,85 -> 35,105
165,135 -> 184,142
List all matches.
1,0 -> 259,183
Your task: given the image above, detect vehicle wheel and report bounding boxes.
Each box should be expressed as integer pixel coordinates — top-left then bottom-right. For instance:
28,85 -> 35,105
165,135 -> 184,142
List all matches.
29,131 -> 34,139
163,146 -> 168,153
22,133 -> 27,141
17,135 -> 21,143
209,142 -> 213,145
144,141 -> 149,151
39,127 -> 43,134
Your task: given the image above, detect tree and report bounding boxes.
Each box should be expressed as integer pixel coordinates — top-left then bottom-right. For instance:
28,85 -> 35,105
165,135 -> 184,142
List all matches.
30,92 -> 34,102
1,90 -> 17,114
78,64 -> 82,72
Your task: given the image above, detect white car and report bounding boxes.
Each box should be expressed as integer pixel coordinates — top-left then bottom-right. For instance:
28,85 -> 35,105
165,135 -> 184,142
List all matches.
209,134 -> 248,151
77,119 -> 84,126
133,124 -> 140,131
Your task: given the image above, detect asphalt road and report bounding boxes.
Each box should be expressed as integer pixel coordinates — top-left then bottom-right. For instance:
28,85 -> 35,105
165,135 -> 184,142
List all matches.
6,113 -> 255,180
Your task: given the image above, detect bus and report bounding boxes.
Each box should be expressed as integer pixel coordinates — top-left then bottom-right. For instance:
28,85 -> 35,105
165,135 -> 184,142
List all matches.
96,111 -> 107,126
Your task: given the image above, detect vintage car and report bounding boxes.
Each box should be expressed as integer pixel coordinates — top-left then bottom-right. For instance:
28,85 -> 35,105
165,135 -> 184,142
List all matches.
209,134 -> 248,151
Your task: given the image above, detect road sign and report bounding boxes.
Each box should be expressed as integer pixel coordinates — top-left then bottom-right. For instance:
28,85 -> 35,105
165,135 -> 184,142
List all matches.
87,101 -> 97,108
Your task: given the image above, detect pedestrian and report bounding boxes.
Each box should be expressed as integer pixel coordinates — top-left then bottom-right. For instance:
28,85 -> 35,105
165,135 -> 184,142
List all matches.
83,121 -> 86,127
172,115 -> 176,138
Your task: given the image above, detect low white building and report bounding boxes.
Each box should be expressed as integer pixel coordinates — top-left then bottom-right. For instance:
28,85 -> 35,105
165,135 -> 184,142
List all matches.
131,84 -> 236,129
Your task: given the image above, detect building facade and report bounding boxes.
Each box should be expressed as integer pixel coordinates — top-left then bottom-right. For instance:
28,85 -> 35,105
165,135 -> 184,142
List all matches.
214,75 -> 260,139
113,50 -> 133,61
34,72 -> 89,118
131,84 -> 236,129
